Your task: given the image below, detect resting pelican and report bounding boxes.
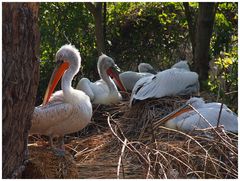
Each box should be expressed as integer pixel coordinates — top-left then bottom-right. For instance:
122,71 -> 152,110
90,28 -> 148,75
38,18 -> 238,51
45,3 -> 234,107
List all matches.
30,44 -> 92,150
76,54 -> 126,105
130,61 -> 199,106
171,60 -> 190,71
119,63 -> 157,91
162,97 -> 238,133
138,63 -> 157,74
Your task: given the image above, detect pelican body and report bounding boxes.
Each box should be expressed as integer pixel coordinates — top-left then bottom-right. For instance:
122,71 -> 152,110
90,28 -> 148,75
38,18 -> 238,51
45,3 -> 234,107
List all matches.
30,45 -> 92,148
164,97 -> 238,133
119,71 -> 153,91
130,61 -> 199,106
76,54 -> 126,105
119,63 -> 157,92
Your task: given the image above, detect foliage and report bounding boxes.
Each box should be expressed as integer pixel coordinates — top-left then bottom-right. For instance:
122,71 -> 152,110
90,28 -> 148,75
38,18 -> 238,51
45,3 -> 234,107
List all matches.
208,46 -> 238,112
39,2 -> 237,109
38,2 -> 97,104
207,2 -> 238,111
106,2 -> 190,71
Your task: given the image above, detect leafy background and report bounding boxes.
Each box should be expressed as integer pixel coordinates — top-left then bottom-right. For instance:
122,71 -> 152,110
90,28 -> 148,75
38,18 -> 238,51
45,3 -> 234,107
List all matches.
38,2 -> 238,111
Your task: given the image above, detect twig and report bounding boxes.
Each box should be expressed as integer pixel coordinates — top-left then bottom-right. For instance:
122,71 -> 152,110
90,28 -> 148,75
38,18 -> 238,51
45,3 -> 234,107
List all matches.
63,31 -> 71,44
216,103 -> 224,128
117,138 -> 127,179
107,114 -> 149,165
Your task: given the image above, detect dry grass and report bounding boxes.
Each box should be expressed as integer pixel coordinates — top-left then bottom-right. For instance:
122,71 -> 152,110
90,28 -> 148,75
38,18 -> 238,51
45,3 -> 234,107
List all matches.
27,94 -> 238,179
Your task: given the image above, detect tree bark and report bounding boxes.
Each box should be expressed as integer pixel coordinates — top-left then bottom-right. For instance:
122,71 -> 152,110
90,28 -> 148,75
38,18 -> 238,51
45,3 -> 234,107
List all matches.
2,2 -> 40,178
194,3 -> 217,83
85,2 -> 105,55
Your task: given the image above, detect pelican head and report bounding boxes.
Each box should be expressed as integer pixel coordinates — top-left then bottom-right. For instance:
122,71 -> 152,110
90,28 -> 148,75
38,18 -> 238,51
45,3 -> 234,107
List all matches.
98,54 -> 126,92
186,97 -> 205,108
43,44 -> 81,105
171,60 -> 190,71
138,63 -> 157,74
55,44 -> 81,70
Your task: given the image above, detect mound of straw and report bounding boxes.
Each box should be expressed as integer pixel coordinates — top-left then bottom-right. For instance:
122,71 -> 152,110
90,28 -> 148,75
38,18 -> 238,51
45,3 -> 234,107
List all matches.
22,144 -> 79,178
28,94 -> 238,179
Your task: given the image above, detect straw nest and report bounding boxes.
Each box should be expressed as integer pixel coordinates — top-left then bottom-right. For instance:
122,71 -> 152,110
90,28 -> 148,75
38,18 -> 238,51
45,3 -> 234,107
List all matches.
27,93 -> 238,179
22,144 -> 79,178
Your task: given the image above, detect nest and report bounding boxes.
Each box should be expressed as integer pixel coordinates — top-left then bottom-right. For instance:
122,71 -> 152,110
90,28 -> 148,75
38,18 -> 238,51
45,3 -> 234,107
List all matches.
22,144 -> 79,178
27,93 -> 238,179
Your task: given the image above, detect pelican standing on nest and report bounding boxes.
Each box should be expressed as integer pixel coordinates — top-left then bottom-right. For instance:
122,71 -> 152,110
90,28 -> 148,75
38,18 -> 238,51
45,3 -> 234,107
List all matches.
159,97 -> 238,133
76,54 -> 126,105
30,45 -> 92,151
119,63 -> 157,91
130,61 -> 199,106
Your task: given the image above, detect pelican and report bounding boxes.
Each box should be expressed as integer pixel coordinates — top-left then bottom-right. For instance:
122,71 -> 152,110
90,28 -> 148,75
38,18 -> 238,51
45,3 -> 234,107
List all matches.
171,60 -> 190,71
76,54 -> 126,105
30,44 -> 92,150
161,97 -> 238,133
119,63 -> 157,91
138,63 -> 158,74
130,61 -> 199,106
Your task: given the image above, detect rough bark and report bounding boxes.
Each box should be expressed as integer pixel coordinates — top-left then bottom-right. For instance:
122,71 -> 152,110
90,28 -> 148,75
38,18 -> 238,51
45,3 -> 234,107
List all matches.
194,3 -> 217,82
85,2 -> 105,55
2,2 -> 40,178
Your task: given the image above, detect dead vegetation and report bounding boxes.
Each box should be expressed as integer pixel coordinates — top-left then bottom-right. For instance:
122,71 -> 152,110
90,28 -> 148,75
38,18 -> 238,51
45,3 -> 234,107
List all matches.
27,94 -> 238,179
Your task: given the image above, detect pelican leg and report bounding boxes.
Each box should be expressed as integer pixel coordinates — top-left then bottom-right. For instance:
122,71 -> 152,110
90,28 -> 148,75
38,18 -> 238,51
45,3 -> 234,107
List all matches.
51,136 -> 65,157
58,136 -> 65,151
48,135 -> 65,156
49,135 -> 53,147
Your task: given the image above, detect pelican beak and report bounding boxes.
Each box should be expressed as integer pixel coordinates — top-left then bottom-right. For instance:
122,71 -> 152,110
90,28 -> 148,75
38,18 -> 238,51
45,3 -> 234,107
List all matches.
107,65 -> 127,92
42,60 -> 69,105
155,103 -> 193,126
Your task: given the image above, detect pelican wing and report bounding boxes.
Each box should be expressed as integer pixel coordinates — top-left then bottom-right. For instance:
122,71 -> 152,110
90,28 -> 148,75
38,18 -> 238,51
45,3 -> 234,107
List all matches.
30,102 -> 74,135
76,78 -> 95,101
130,69 -> 199,105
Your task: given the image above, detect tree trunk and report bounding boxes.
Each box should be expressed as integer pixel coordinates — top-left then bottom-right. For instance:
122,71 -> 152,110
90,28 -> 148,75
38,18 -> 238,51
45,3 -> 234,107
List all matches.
85,2 -> 105,55
2,2 -> 40,178
194,3 -> 217,83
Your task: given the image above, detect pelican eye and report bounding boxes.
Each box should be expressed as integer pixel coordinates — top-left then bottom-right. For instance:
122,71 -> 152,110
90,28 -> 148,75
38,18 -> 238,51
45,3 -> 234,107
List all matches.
57,60 -> 64,64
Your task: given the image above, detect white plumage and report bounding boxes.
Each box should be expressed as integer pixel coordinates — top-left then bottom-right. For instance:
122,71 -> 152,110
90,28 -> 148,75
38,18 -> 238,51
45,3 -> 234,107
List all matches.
171,60 -> 190,71
76,54 -> 126,105
119,63 -> 156,91
130,61 -> 199,106
138,63 -> 157,74
165,97 -> 238,133
30,44 -> 92,148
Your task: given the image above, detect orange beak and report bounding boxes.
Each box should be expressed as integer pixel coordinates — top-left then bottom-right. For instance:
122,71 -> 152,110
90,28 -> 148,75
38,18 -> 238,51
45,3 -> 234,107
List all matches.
156,104 -> 193,125
107,66 -> 127,92
42,61 -> 69,105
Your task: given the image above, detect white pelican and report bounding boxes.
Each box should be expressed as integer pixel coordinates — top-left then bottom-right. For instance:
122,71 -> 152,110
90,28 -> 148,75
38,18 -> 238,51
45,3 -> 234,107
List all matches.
162,97 -> 238,133
130,61 -> 199,106
171,60 -> 190,71
30,44 -> 92,150
119,72 -> 153,92
119,63 -> 157,91
76,54 -> 126,105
